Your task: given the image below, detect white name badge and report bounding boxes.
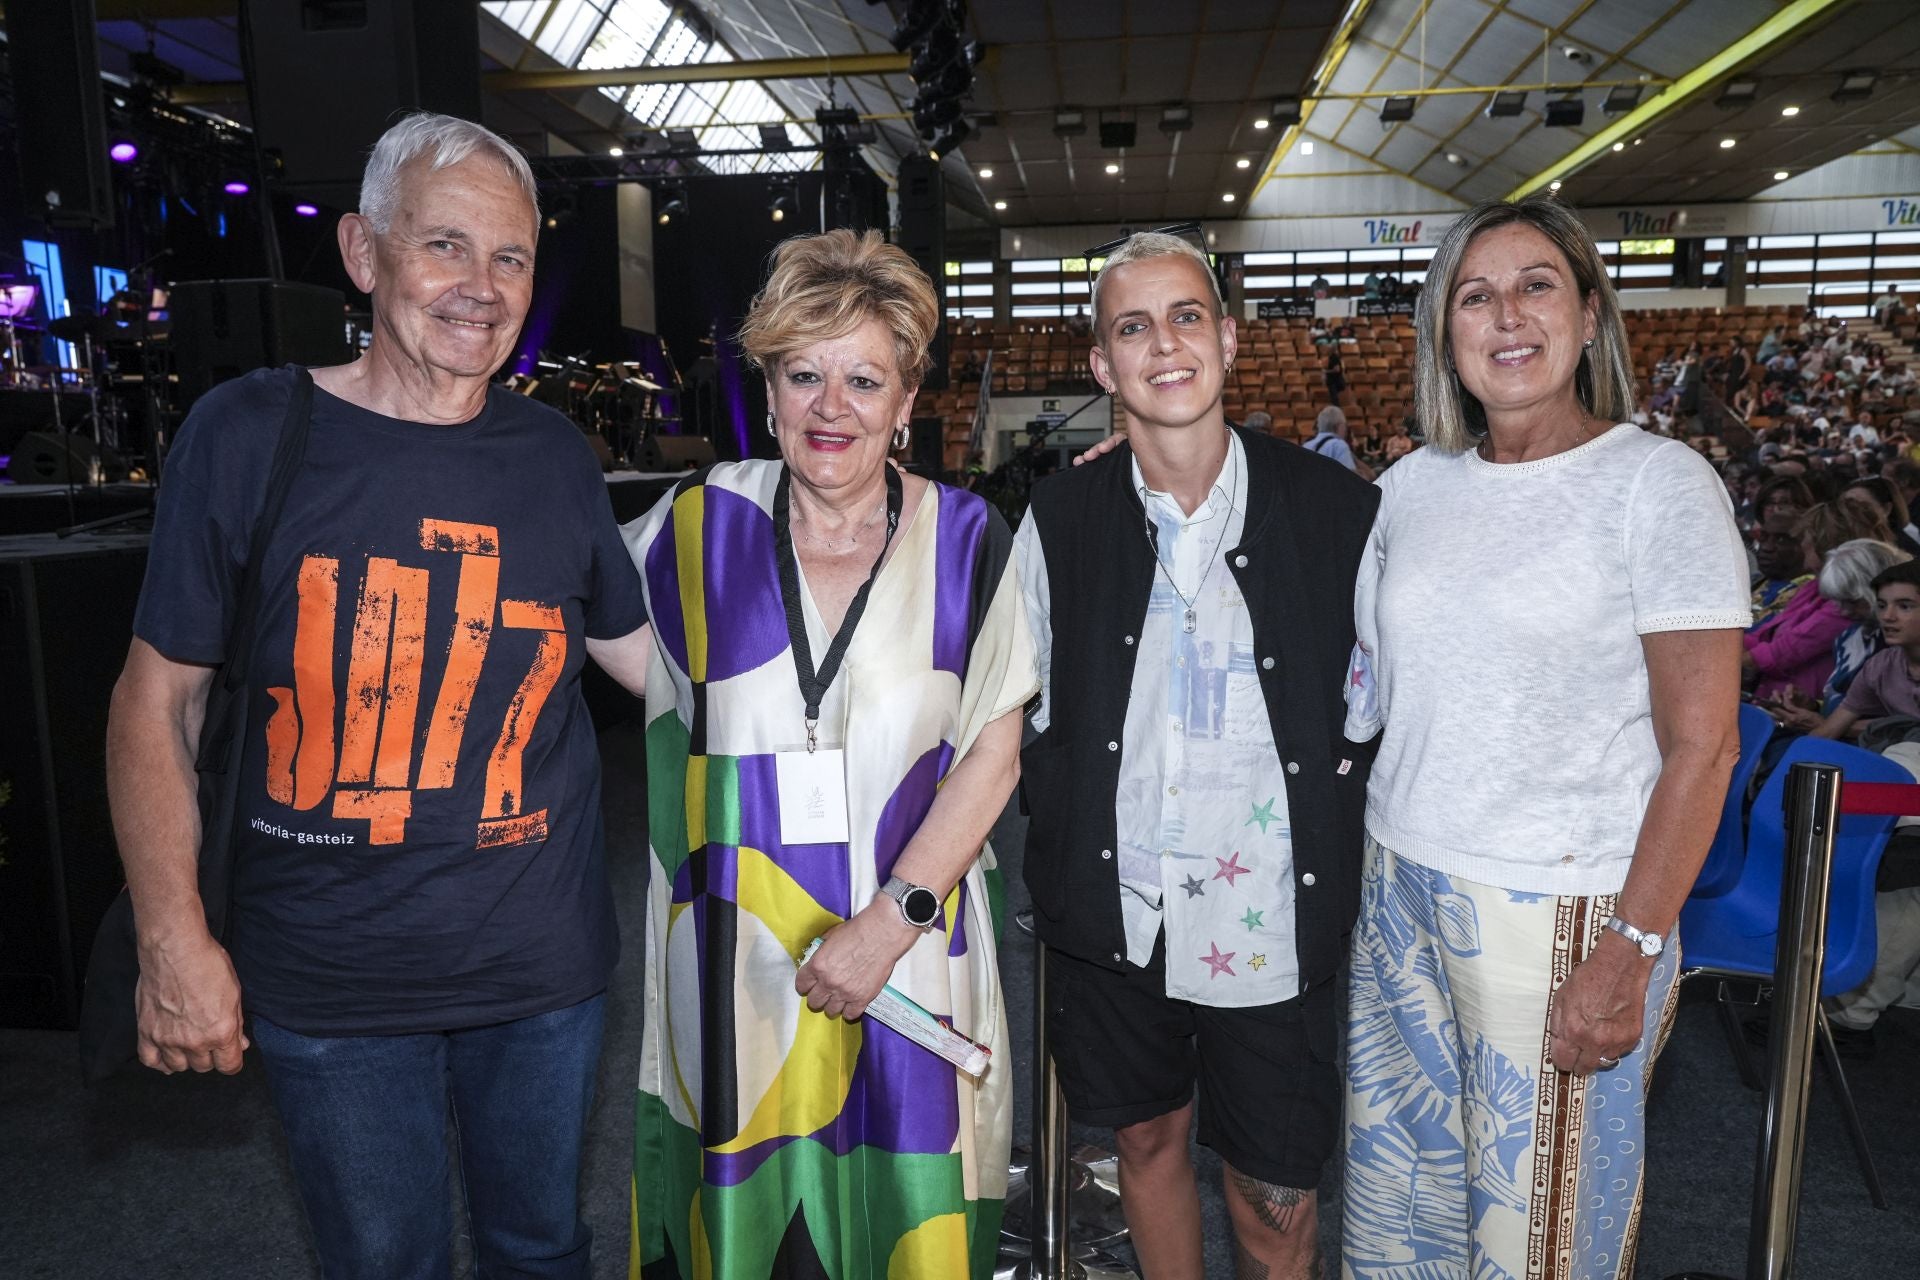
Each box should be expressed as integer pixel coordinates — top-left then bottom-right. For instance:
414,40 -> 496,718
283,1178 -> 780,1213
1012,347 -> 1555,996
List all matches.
776,748 -> 851,845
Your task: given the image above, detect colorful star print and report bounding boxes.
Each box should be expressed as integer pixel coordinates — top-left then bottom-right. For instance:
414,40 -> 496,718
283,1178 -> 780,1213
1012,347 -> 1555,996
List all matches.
1247,797 -> 1279,833
1240,907 -> 1264,931
1214,851 -> 1250,888
1181,874 -> 1206,899
1248,953 -> 1267,971
1201,942 -> 1236,978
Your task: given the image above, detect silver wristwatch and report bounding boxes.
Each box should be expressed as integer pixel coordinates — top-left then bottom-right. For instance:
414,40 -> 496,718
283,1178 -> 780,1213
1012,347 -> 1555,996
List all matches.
880,875 -> 940,931
1603,915 -> 1664,958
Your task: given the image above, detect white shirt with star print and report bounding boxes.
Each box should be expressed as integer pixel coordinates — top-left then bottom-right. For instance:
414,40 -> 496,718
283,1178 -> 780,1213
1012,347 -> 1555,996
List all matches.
1017,430 -> 1300,1006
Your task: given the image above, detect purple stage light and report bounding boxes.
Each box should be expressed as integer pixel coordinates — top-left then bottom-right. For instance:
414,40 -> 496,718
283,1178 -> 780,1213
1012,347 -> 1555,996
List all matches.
294,203 -> 319,217
224,180 -> 251,196
109,141 -> 139,164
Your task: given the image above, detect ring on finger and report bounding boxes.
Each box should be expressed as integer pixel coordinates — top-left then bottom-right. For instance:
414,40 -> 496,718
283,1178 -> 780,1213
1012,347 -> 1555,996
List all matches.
1596,1055 -> 1621,1071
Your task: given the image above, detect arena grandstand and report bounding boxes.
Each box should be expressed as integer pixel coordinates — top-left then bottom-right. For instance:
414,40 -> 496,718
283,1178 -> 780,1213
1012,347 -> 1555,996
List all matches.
5,3 -> 1920,1279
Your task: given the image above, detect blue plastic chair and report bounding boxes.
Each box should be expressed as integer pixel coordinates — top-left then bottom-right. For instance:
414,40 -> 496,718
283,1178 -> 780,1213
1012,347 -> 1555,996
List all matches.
1680,735 -> 1909,993
1689,702 -> 1781,900
1679,735 -> 1910,1209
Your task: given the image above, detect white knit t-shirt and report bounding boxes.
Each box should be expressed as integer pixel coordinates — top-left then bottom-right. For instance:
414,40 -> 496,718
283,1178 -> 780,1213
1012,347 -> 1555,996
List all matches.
1346,424 -> 1751,895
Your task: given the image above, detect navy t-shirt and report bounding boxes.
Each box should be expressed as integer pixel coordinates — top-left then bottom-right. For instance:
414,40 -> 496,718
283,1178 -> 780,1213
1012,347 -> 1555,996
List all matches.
134,366 -> 647,1035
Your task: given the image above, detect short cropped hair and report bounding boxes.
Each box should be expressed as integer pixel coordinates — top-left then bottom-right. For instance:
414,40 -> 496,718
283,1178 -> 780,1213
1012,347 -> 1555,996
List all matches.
1871,559 -> 1920,596
1413,195 -> 1635,454
1241,410 -> 1273,434
737,228 -> 939,386
360,112 -> 538,234
1315,405 -> 1347,436
1090,232 -> 1224,337
1819,539 -> 1910,613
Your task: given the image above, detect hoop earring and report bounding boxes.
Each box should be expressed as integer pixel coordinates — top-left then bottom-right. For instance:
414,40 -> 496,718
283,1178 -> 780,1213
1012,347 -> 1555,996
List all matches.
766,412 -> 776,438
893,423 -> 911,452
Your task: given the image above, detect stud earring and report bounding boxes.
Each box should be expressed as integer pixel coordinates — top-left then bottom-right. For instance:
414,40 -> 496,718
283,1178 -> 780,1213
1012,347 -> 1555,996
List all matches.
1583,339 -> 1594,348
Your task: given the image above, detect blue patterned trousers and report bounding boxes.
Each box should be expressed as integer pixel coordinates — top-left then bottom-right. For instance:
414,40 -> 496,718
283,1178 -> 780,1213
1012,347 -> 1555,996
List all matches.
1341,840 -> 1680,1280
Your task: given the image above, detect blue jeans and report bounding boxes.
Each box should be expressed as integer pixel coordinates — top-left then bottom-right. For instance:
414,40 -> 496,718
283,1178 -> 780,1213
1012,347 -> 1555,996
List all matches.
250,994 -> 607,1280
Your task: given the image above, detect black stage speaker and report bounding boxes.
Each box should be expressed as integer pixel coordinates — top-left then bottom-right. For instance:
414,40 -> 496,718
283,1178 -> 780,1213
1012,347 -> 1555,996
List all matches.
635,435 -> 718,472
908,414 -> 944,477
242,0 -> 484,198
7,0 -> 114,229
0,534 -> 150,1028
169,279 -> 351,400
895,155 -> 949,392
6,431 -> 127,485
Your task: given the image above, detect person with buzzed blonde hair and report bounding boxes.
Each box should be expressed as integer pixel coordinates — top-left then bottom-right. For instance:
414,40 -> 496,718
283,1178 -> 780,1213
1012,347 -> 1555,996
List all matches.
1020,230 -> 1378,1278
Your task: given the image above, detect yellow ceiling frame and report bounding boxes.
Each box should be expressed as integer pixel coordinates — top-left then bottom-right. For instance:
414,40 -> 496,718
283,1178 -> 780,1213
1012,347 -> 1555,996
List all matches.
1249,0 -> 1378,204
1504,0 -> 1855,201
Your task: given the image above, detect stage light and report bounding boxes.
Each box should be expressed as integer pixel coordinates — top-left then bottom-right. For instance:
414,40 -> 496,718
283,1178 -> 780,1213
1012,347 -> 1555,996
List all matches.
1487,91 -> 1526,118
1379,96 -> 1415,125
665,128 -> 699,154
1832,70 -> 1876,103
294,203 -> 319,217
1159,104 -> 1193,133
1781,104 -> 1801,117
1603,84 -> 1643,115
1715,78 -> 1758,109
109,141 -> 138,164
1774,170 -> 1790,181
887,0 -> 941,52
929,119 -> 973,159
1299,140 -> 1313,155
1446,151 -> 1466,166
1269,96 -> 1303,128
978,167 -> 993,178
1612,142 -> 1625,152
1099,118 -> 1137,149
993,200 -> 1007,211
1549,181 -> 1562,191
1053,108 -> 1087,137
1720,137 -> 1737,149
768,179 -> 796,224
758,123 -> 792,151
655,187 -> 687,225
1544,96 -> 1584,128
223,179 -> 251,196
1236,157 -> 1251,169
1105,162 -> 1120,175
1253,117 -> 1270,130
1221,192 -> 1236,203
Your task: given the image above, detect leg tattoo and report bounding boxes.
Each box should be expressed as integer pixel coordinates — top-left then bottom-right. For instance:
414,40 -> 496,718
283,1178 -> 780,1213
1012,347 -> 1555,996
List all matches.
1228,1171 -> 1308,1235
1233,1237 -> 1271,1280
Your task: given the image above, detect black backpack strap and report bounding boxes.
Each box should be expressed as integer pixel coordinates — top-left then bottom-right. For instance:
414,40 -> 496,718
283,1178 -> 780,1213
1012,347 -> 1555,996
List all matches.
221,366 -> 314,691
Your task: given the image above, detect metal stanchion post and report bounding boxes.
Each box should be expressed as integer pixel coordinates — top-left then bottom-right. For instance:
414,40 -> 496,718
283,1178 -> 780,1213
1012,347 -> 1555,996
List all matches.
1666,761 -> 1841,1280
1748,761 -> 1841,1279
1000,941 -> 1139,1280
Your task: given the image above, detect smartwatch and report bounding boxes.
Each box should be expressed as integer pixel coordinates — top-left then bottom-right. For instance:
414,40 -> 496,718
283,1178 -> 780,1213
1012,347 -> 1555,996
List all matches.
881,875 -> 941,931
1603,915 -> 1665,958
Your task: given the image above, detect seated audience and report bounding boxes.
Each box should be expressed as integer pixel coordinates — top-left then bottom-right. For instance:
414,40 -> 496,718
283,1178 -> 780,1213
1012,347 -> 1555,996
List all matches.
1745,501 -> 1892,701
1765,539 -> 1912,727
1842,475 -> 1920,558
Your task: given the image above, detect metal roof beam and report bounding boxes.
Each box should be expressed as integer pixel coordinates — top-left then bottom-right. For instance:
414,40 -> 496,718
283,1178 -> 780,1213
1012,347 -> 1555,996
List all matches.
168,50 -> 916,106
1504,0 -> 1854,201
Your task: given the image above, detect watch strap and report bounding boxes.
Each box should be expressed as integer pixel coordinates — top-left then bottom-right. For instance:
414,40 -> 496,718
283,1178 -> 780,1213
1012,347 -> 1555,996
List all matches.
1604,915 -> 1663,955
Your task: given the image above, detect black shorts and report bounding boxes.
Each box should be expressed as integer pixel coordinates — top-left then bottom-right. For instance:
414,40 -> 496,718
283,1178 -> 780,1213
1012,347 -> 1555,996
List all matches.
1044,938 -> 1340,1191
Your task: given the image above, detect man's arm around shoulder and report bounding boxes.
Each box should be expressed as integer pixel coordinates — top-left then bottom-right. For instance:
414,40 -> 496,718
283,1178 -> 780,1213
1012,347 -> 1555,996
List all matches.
107,638 -> 248,1075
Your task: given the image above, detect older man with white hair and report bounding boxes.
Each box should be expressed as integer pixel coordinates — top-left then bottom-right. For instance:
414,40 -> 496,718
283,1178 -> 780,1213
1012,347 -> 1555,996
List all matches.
105,113 -> 651,1277
1303,404 -> 1363,474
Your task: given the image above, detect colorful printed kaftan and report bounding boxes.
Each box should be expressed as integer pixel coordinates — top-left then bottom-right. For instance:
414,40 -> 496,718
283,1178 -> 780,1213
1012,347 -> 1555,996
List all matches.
623,461 -> 1037,1280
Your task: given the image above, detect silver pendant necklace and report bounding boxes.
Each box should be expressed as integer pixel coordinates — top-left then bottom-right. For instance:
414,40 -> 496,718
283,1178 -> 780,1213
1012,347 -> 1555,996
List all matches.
1142,441 -> 1237,634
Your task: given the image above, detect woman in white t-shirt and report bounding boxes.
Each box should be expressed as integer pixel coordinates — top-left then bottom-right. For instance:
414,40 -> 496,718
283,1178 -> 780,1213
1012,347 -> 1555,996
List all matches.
1340,197 -> 1751,1280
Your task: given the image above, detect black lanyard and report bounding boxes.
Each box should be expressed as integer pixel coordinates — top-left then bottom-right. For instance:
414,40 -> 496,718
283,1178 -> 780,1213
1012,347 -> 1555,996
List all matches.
772,464 -> 903,751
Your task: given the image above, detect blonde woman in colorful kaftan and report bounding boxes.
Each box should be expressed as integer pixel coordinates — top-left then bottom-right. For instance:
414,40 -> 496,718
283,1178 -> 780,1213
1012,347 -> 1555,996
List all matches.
621,229 -> 1037,1280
